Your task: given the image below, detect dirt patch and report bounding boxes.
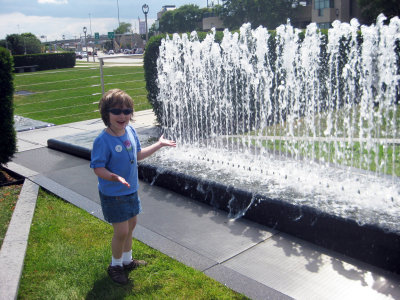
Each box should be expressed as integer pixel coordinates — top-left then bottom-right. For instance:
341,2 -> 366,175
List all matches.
0,168 -> 24,187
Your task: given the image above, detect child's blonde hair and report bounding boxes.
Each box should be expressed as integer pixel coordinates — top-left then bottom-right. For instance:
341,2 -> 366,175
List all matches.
99,89 -> 134,126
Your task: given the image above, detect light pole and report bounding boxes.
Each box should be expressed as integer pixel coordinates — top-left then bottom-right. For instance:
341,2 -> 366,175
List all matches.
142,4 -> 149,45
89,13 -> 92,35
83,26 -> 89,62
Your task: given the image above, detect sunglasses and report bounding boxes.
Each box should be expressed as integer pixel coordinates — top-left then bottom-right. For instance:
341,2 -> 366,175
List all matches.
108,108 -> 133,115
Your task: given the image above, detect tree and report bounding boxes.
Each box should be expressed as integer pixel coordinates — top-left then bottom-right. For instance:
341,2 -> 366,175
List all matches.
357,0 -> 400,24
1,33 -> 41,55
159,5 -> 203,33
220,0 -> 297,30
104,40 -> 113,51
148,23 -> 158,38
0,47 -> 17,165
21,33 -> 41,54
113,22 -> 132,51
114,22 -> 132,34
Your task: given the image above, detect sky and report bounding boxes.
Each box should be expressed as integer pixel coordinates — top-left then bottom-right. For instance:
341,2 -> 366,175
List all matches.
0,0 -> 213,41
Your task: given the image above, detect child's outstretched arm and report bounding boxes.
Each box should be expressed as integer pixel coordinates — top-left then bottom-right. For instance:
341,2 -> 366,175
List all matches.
137,135 -> 176,161
94,167 -> 131,188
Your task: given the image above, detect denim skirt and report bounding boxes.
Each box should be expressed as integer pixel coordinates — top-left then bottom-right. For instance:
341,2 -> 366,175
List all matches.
99,191 -> 142,223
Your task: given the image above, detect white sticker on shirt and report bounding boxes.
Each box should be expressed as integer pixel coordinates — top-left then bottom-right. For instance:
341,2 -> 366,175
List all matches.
115,145 -> 123,152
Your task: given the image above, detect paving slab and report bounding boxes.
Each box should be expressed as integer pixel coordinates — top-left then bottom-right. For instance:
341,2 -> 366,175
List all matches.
138,180 -> 276,263
133,225 -> 218,271
12,147 -> 87,174
17,125 -> 87,147
16,138 -> 45,152
222,233 -> 400,300
204,264 -> 293,300
14,115 -> 54,132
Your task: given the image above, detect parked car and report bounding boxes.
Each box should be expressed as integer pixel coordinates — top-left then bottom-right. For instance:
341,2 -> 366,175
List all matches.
75,51 -> 82,59
108,50 -> 115,55
135,48 -> 144,54
123,49 -> 132,54
81,52 -> 88,58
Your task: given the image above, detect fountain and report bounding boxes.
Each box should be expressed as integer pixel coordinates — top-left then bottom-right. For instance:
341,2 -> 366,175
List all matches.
138,15 -> 400,274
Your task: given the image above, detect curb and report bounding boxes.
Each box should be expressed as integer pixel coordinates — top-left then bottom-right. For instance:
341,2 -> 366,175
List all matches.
0,180 -> 39,300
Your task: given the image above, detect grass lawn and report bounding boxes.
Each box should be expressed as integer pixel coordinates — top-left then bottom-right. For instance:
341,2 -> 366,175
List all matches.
13,63 -> 151,125
17,189 -> 248,300
0,184 -> 22,248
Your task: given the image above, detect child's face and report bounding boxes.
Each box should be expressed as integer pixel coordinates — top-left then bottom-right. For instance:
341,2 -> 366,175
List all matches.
108,104 -> 132,132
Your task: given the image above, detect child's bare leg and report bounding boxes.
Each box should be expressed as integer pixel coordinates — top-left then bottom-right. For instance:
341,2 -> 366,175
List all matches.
121,215 -> 147,269
123,215 -> 137,252
111,221 -> 130,261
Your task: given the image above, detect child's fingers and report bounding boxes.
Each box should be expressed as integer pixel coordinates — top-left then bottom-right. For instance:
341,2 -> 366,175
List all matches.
117,176 -> 130,187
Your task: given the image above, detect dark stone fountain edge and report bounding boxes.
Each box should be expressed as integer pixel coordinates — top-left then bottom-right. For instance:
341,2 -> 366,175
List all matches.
47,138 -> 400,275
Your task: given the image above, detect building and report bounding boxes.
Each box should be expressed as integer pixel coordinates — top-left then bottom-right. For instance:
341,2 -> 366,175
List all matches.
292,0 -> 363,29
202,12 -> 224,31
139,19 -> 146,35
157,5 -> 176,20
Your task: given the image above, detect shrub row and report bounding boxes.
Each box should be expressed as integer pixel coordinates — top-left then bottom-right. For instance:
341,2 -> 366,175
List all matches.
13,52 -> 76,72
0,47 -> 17,165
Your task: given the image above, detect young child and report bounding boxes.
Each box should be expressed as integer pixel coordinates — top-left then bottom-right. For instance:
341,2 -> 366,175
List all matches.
90,89 -> 176,285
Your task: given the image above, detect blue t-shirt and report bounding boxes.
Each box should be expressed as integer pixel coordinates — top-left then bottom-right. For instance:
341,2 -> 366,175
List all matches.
90,125 -> 141,196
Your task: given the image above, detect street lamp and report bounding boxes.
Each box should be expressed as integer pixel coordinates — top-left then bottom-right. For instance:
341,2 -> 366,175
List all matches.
83,26 -> 89,62
142,4 -> 149,45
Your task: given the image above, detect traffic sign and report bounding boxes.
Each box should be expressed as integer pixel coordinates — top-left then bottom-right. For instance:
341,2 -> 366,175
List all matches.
108,32 -> 114,39
95,32 -> 99,39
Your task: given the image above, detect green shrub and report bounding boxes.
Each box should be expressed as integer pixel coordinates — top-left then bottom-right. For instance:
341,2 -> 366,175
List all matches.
0,47 -> 17,165
144,34 -> 166,125
13,52 -> 75,71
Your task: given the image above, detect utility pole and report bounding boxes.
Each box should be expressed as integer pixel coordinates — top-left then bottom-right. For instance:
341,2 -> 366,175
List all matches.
117,0 -> 120,27
89,13 -> 92,36
83,26 -> 89,62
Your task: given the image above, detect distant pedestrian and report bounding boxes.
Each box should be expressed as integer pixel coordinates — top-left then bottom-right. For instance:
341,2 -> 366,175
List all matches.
90,89 -> 176,285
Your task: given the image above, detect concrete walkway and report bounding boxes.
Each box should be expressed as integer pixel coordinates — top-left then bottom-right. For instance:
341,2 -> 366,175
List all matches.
1,109 -> 400,300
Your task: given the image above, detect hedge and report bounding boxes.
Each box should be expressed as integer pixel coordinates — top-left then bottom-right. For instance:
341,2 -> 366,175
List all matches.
0,47 -> 17,165
13,52 -> 76,71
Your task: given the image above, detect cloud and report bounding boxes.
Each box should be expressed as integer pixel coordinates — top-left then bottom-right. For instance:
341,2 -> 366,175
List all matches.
0,12 -> 154,41
38,0 -> 68,4
0,13 -> 115,41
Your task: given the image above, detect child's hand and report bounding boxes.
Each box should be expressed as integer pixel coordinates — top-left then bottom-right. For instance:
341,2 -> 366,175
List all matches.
159,135 -> 176,147
111,173 -> 131,188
